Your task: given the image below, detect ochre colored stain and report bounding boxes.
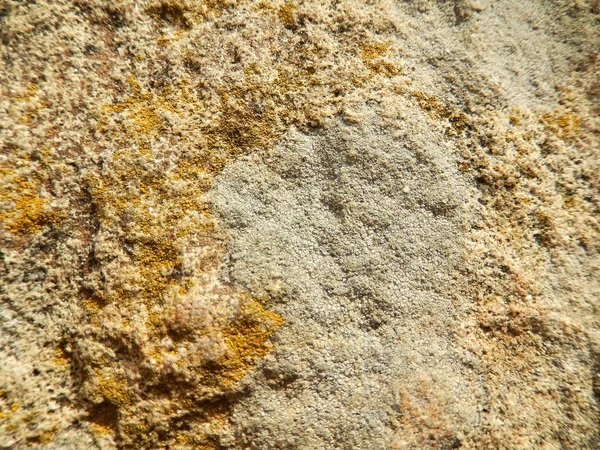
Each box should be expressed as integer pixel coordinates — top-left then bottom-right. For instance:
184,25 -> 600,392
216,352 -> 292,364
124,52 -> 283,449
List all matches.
216,298 -> 285,386
360,41 -> 402,76
0,162 -> 66,234
538,108 -> 580,140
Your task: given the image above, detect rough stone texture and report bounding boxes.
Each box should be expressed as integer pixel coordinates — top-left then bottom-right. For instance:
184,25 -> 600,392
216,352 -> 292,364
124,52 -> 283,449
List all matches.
0,0 -> 598,449
212,118 -> 480,449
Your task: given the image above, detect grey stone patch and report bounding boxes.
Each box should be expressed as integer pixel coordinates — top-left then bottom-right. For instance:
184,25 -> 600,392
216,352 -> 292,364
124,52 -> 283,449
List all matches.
211,117 -> 483,448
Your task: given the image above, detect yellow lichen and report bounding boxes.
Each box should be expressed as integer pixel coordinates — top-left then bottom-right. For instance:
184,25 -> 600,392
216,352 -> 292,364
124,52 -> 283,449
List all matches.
0,164 -> 66,234
99,77 -> 177,154
360,41 -> 402,75
360,41 -> 389,60
51,348 -> 70,367
15,83 -> 37,103
538,108 -> 580,140
216,297 -> 284,386
26,425 -> 59,445
89,422 -> 113,436
93,369 -> 135,408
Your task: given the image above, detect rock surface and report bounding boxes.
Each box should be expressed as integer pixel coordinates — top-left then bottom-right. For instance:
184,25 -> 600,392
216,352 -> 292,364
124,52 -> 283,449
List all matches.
0,1 -> 598,449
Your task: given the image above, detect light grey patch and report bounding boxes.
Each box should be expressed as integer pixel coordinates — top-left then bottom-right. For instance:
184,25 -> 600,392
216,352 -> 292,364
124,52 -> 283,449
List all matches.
210,118 -> 482,449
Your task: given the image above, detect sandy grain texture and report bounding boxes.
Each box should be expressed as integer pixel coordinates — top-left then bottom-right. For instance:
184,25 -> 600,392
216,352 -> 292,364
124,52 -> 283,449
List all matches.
0,0 -> 598,448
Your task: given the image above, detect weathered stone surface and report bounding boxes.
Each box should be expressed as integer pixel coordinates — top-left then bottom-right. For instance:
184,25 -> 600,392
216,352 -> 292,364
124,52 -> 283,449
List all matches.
1,1 -> 598,448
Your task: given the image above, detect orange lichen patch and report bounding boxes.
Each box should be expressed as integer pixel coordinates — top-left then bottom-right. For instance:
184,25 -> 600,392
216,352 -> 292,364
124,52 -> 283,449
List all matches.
359,41 -> 402,76
89,422 -> 113,436
84,154 -> 211,234
78,72 -> 286,442
508,107 -> 528,126
51,347 -> 70,367
92,369 -> 135,408
360,41 -> 389,60
158,291 -> 284,388
97,72 -> 284,178
212,86 -> 281,154
216,297 -> 284,386
0,167 -> 66,234
99,77 -> 177,153
538,108 -> 581,140
368,59 -> 403,76
4,423 -> 18,434
82,158 -> 208,322
412,91 -> 444,115
133,238 -> 187,305
78,280 -> 284,442
82,293 -> 109,312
